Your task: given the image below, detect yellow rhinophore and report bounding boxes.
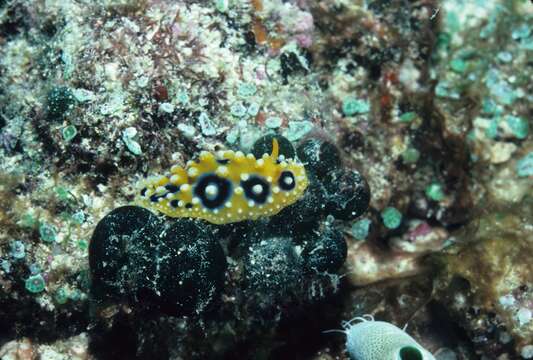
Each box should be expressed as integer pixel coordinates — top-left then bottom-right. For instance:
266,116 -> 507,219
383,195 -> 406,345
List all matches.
135,139 -> 308,224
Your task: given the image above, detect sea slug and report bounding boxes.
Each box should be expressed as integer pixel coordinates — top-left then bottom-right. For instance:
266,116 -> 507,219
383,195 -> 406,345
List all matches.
136,139 -> 309,224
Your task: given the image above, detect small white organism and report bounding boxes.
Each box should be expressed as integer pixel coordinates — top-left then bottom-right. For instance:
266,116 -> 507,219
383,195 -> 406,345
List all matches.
326,315 -> 436,360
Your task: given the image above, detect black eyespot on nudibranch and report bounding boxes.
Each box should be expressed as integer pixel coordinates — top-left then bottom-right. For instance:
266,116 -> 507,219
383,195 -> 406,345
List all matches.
241,176 -> 270,204
278,171 -> 296,191
165,184 -> 179,193
216,158 -> 230,165
193,173 -> 233,210
140,188 -> 147,197
170,199 -> 179,208
185,203 -> 193,209
150,194 -> 161,202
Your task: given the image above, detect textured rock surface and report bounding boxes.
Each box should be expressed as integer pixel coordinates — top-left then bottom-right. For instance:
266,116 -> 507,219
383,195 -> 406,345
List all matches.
0,0 -> 532,358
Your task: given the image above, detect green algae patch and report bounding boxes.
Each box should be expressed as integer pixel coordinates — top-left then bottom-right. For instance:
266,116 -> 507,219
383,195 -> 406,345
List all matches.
381,207 -> 402,229
26,274 -> 46,293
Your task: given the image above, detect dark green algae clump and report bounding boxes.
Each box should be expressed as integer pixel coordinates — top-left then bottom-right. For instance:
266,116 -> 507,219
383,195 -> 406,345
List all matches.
45,86 -> 76,121
88,134 -> 370,319
89,206 -> 227,316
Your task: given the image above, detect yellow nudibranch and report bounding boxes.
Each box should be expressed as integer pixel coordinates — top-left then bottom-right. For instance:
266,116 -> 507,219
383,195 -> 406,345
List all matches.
136,139 -> 309,224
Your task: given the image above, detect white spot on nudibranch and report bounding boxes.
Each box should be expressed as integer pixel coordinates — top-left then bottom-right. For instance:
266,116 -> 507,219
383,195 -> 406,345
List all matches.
205,184 -> 219,200
252,184 -> 263,195
216,166 -> 229,176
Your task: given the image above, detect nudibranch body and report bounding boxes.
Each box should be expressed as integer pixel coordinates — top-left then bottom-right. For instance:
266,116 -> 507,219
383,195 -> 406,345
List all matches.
136,139 -> 309,225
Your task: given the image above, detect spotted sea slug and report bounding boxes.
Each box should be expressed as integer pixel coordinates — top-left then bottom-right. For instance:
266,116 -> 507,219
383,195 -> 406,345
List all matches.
326,315 -> 436,360
136,139 -> 309,224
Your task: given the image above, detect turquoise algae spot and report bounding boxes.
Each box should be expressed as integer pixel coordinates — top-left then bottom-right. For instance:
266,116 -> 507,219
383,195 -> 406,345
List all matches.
425,183 -> 445,201
26,274 -> 46,293
10,241 -> 26,259
497,51 -> 513,63
159,102 -> 174,113
214,0 -> 229,13
39,222 -> 58,242
399,112 -> 416,123
342,97 -> 370,116
284,120 -> 313,141
516,152 -> 533,177
20,213 -> 37,228
55,186 -> 74,202
230,101 -> 247,117
351,218 -> 371,240
381,207 -> 402,229
29,263 -> 41,275
122,127 -> 143,155
449,58 -> 467,73
68,289 -> 82,301
511,23 -> 530,41
71,211 -> 85,224
247,102 -> 260,116
77,239 -> 89,250
237,83 -> 257,98
485,118 -> 500,139
505,115 -> 529,140
265,117 -> 282,129
1,260 -> 11,273
402,148 -> 420,164
198,112 -> 217,136
62,125 -> 77,142
55,287 -> 69,304
176,90 -> 190,104
481,97 -> 498,115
